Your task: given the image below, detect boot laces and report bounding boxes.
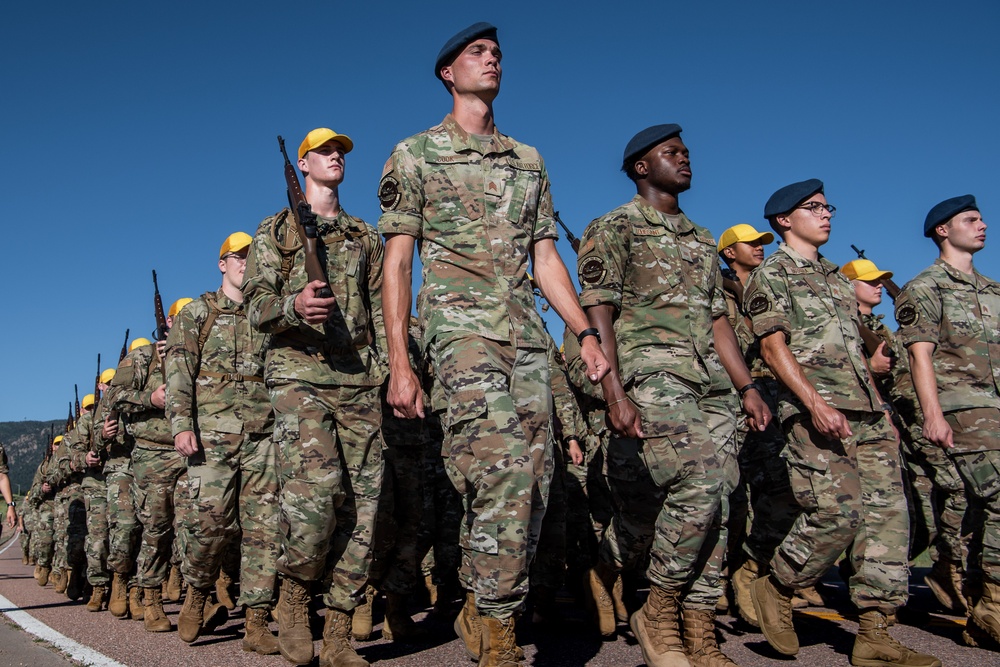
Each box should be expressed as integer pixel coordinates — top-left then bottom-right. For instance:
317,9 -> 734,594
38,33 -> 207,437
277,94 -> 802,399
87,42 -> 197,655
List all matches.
495,617 -> 521,663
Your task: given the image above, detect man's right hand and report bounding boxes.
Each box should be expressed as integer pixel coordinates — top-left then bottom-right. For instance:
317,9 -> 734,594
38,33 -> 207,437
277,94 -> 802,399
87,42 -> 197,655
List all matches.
102,417 -> 119,439
294,281 -> 337,325
810,402 -> 853,441
923,412 -> 954,450
174,431 -> 200,457
607,396 -> 644,439
387,368 -> 425,420
150,384 -> 166,409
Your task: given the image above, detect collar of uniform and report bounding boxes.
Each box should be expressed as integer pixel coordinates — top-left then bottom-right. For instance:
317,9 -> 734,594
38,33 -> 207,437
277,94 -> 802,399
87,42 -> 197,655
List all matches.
777,242 -> 839,275
441,114 -> 517,155
316,209 -> 351,235
631,195 -> 694,234
214,288 -> 243,313
933,256 -> 994,288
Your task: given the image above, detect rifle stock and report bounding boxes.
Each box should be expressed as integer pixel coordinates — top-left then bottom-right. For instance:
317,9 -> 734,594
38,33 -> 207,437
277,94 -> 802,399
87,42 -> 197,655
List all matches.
278,136 -> 332,299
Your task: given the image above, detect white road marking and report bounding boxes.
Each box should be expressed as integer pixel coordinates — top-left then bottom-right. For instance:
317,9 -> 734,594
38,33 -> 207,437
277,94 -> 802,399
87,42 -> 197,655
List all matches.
0,590 -> 127,667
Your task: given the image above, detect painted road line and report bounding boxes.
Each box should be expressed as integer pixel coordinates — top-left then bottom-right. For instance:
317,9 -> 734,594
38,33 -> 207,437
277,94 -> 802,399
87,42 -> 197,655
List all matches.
0,590 -> 127,667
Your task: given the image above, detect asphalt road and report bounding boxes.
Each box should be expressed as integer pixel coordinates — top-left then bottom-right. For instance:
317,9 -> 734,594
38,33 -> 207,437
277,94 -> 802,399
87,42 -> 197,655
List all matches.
0,534 -> 997,667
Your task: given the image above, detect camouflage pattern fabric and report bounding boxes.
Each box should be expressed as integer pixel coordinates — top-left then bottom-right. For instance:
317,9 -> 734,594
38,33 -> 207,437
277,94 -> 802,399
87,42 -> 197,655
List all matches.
269,380 -> 384,611
105,469 -> 140,575
131,446 -> 187,587
243,208 -> 387,388
31,497 -> 55,568
743,243 -> 881,421
108,345 -> 173,448
416,415 -> 462,591
377,114 -> 558,351
164,288 -> 278,607
428,335 -> 552,619
81,474 -> 109,586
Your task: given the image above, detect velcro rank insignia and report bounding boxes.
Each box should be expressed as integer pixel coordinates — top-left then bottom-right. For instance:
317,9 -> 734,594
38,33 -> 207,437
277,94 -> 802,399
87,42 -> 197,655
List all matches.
747,293 -> 771,317
580,257 -> 607,285
895,302 -> 919,326
378,175 -> 401,212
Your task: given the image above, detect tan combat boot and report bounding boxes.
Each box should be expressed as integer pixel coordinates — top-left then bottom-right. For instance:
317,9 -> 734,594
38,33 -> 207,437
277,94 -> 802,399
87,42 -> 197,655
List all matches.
455,590 -> 483,661
795,585 -> 825,607
630,584 -> 690,667
53,567 -> 69,594
682,608 -> 737,667
924,558 -> 966,614
109,573 -> 129,618
142,587 -> 172,632
383,591 -> 427,642
319,608 -> 369,667
274,576 -> 314,666
202,594 -> 229,633
424,574 -> 438,606
178,585 -> 209,642
750,574 -> 798,656
129,586 -> 144,620
715,578 -> 730,615
351,584 -> 376,641
216,569 -> 236,610
479,615 -> 524,667
612,574 -> 629,623
731,558 -> 762,626
66,564 -> 85,600
36,566 -> 51,587
164,564 -> 183,602
583,562 -> 618,637
86,585 -> 108,612
243,607 -> 279,655
971,579 -> 1000,644
851,609 -> 941,666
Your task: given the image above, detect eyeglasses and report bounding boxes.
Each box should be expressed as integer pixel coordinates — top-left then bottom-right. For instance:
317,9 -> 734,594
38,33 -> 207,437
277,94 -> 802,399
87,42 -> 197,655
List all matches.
796,202 -> 836,218
222,253 -> 248,263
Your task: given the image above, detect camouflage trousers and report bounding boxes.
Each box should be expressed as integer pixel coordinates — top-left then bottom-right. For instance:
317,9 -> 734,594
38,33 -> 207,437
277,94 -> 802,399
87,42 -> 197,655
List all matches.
131,445 -> 189,588
739,378 -> 797,565
598,372 -> 724,593
182,429 -> 279,609
899,412 -> 969,564
269,380 -> 384,612
773,411 -> 909,611
531,441 -> 568,592
417,421 -> 463,590
30,499 -> 54,567
945,407 -> 1000,586
105,467 -> 141,575
428,336 -> 552,619
564,427 -> 614,579
371,414 -> 426,596
684,390 -> 740,609
81,473 -> 110,586
53,483 -> 86,572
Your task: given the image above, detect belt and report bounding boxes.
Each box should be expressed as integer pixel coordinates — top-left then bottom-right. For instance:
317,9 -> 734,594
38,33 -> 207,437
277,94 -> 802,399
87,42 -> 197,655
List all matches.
198,371 -> 264,383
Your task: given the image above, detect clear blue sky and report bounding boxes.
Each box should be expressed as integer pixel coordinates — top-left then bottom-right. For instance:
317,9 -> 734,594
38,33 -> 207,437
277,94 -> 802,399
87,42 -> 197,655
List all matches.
1,1 -> 997,421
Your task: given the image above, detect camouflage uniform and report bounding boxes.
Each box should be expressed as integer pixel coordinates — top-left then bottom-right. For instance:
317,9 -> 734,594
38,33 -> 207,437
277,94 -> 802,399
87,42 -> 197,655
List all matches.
165,288 -> 278,609
109,344 -> 189,589
96,384 -> 141,577
27,460 -> 55,568
378,114 -> 556,618
577,197 -> 726,596
744,242 -> 908,611
68,404 -> 111,587
243,206 -> 386,612
722,270 -> 796,565
46,426 -> 87,577
895,259 -> 1000,586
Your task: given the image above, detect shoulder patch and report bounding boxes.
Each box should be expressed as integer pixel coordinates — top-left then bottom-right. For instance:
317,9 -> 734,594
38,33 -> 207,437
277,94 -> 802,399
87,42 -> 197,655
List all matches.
747,293 -> 771,317
580,257 -> 607,286
895,302 -> 919,327
378,175 -> 401,212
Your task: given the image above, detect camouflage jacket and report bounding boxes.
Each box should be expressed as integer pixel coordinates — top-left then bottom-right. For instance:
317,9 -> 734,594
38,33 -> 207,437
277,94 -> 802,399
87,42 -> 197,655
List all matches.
94,388 -> 134,473
577,196 -> 726,390
165,288 -> 273,436
723,268 -> 772,381
895,258 -> 1000,412
108,344 -> 172,448
66,409 -> 103,481
45,423 -> 82,489
562,326 -> 608,439
744,243 -> 879,422
244,208 -> 387,387
377,114 -> 557,350
546,335 -> 586,446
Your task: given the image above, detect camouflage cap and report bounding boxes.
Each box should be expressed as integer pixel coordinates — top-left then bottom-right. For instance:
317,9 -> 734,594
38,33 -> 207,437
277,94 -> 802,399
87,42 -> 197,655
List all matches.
841,259 -> 893,282
298,128 -> 354,159
435,22 -> 498,80
764,178 -> 824,219
924,194 -> 978,237
219,232 -> 253,258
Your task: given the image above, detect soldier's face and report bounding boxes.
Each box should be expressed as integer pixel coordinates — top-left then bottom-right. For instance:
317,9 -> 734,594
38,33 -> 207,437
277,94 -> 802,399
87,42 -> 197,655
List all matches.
784,193 -> 832,247
442,39 -> 502,98
938,210 -> 987,253
299,141 -> 347,187
853,279 -> 883,308
635,137 -> 691,194
220,250 -> 248,291
730,240 -> 765,270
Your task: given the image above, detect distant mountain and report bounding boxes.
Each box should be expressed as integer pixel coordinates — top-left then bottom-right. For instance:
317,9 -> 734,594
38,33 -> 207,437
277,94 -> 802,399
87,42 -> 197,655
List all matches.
0,420 -> 64,496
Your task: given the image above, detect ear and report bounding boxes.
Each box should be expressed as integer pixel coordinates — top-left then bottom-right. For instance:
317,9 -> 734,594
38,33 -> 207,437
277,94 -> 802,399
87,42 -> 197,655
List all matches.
219,258 -> 227,275
633,159 -> 649,177
440,65 -> 454,85
297,154 -> 309,177
774,213 -> 792,232
722,247 -> 736,262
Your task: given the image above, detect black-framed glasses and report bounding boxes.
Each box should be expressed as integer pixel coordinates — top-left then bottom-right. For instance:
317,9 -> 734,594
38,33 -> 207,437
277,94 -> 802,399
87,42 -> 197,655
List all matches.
222,253 -> 248,263
797,202 -> 836,218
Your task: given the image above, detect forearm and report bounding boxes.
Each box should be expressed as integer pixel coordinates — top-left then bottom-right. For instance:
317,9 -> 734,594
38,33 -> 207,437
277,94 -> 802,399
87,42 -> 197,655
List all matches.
586,304 -> 625,401
533,239 -> 591,336
383,235 -> 417,376
0,475 -> 12,504
760,332 -> 825,414
908,343 -> 943,421
713,316 -> 753,389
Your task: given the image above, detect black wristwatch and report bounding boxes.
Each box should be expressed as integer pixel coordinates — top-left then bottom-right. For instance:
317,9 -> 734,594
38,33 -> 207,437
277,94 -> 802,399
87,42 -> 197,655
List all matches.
577,328 -> 602,345
737,382 -> 758,399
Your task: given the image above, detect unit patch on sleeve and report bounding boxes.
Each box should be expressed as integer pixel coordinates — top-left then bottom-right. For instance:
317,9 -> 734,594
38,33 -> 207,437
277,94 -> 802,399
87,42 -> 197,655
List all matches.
580,257 -> 607,286
378,175 -> 401,212
895,302 -> 919,327
747,293 -> 771,317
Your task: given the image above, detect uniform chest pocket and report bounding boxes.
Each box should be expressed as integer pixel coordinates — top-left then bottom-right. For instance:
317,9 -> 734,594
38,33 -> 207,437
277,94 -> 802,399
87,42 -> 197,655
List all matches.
424,157 -> 484,221
629,229 -> 682,299
503,160 -> 541,228
785,267 -> 837,317
941,282 -> 984,337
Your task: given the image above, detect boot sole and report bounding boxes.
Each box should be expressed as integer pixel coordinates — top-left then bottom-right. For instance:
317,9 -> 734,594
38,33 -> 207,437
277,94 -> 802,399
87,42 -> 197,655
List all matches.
749,579 -> 798,656
278,644 -> 313,666
851,656 -> 942,667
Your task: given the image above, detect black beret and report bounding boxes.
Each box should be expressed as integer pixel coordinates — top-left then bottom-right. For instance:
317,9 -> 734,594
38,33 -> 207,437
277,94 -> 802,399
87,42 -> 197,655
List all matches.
764,179 -> 825,219
924,194 -> 978,237
435,22 -> 498,80
622,124 -> 683,169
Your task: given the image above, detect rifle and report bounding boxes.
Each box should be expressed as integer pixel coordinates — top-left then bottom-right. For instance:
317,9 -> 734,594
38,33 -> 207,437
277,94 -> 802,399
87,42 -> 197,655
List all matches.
46,424 -> 54,463
553,211 -> 581,254
65,401 -> 73,433
74,384 -> 80,420
152,271 -> 169,341
90,353 -> 101,453
118,328 -> 130,364
850,245 -> 901,301
277,136 -> 332,298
